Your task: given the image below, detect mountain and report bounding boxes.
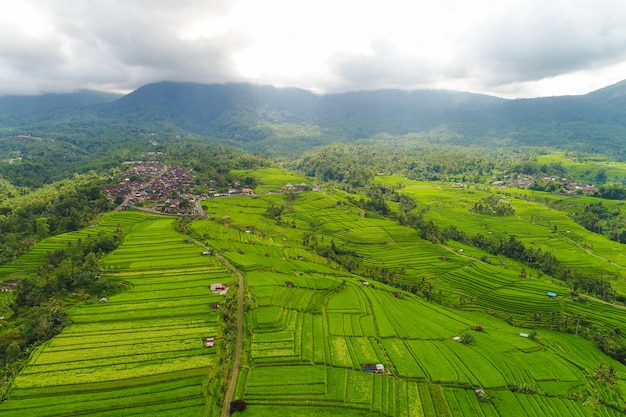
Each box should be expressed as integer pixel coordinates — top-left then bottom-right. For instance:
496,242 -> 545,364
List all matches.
586,79 -> 626,104
2,80 -> 626,159
102,81 -> 505,135
0,90 -> 122,115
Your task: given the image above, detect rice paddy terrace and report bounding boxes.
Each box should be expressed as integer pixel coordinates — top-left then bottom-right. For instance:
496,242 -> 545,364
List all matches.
0,211 -> 233,416
189,186 -> 626,416
1,170 -> 626,416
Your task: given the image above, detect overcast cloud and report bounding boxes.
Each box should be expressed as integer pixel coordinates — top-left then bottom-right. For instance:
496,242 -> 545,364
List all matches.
1,0 -> 626,98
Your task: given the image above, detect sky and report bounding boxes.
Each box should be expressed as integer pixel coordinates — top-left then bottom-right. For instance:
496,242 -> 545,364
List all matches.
2,0 -> 626,98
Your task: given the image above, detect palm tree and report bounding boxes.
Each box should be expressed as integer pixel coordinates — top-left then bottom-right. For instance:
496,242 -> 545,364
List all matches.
575,313 -> 585,336
594,363 -> 618,404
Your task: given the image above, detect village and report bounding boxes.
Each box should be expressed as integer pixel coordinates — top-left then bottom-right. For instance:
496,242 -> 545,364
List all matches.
102,157 -> 316,216
492,175 -> 599,195
101,156 -> 202,215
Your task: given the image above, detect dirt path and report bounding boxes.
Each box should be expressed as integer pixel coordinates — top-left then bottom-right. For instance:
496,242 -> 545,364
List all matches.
178,231 -> 244,417
217,252 -> 244,417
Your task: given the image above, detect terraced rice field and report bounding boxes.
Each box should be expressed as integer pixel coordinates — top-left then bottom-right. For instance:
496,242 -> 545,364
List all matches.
193,191 -> 626,416
0,213 -> 128,281
381,177 -> 626,289
4,177 -> 626,416
0,212 -> 232,416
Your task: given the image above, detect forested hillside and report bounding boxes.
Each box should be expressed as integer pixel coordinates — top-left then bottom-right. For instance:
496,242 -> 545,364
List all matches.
2,80 -> 626,162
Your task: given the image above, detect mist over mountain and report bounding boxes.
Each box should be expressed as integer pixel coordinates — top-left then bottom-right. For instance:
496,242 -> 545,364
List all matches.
0,90 -> 122,115
2,80 -> 626,158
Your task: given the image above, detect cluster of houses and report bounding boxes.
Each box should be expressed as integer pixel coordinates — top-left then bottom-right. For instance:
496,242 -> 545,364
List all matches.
103,156 -> 319,216
143,165 -> 196,199
494,176 -> 598,195
212,187 -> 254,197
212,182 -> 318,198
101,149 -> 323,217
102,160 -> 205,215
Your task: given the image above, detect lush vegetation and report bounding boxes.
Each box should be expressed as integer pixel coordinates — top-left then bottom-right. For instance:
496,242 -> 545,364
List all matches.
4,80 -> 626,162
183,177 -> 626,416
0,173 -> 116,263
0,217 -> 125,398
0,211 -> 233,416
4,102 -> 626,415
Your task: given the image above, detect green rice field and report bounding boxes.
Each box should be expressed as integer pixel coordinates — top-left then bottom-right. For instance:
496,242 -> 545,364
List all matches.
0,211 -> 233,416
2,170 -> 626,416
191,189 -> 626,416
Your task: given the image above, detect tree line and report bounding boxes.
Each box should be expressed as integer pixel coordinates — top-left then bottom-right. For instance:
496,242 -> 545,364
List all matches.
0,229 -> 124,399
0,173 -> 115,264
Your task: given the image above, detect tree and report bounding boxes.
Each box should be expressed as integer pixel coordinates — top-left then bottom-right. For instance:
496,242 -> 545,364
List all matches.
230,399 -> 247,413
594,169 -> 608,184
461,332 -> 474,345
284,190 -> 298,202
575,314 -> 585,336
35,217 -> 50,238
593,363 -> 618,404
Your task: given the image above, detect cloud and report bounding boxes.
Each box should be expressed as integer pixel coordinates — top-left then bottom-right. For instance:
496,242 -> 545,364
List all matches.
464,1 -> 626,89
321,1 -> 626,96
325,37 -> 469,92
0,0 -> 626,97
0,0 -> 247,94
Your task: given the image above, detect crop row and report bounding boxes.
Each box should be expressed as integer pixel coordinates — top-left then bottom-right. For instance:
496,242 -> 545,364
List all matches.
229,189 -> 626,414
2,212 -> 229,416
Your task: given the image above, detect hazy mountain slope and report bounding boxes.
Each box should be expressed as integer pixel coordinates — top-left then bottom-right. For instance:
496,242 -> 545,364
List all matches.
0,90 -> 121,115
96,80 -> 626,155
2,79 -> 626,158
103,81 -> 322,132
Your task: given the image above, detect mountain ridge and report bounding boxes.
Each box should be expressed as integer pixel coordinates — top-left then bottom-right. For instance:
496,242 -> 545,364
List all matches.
1,79 -> 626,158
0,90 -> 122,115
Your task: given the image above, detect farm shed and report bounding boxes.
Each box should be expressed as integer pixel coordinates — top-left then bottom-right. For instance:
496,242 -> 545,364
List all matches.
475,389 -> 486,398
547,291 -> 557,298
204,337 -> 215,348
210,303 -> 219,311
99,297 -> 108,303
286,281 -> 294,287
0,280 -> 19,292
362,364 -> 385,374
210,283 -> 226,292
